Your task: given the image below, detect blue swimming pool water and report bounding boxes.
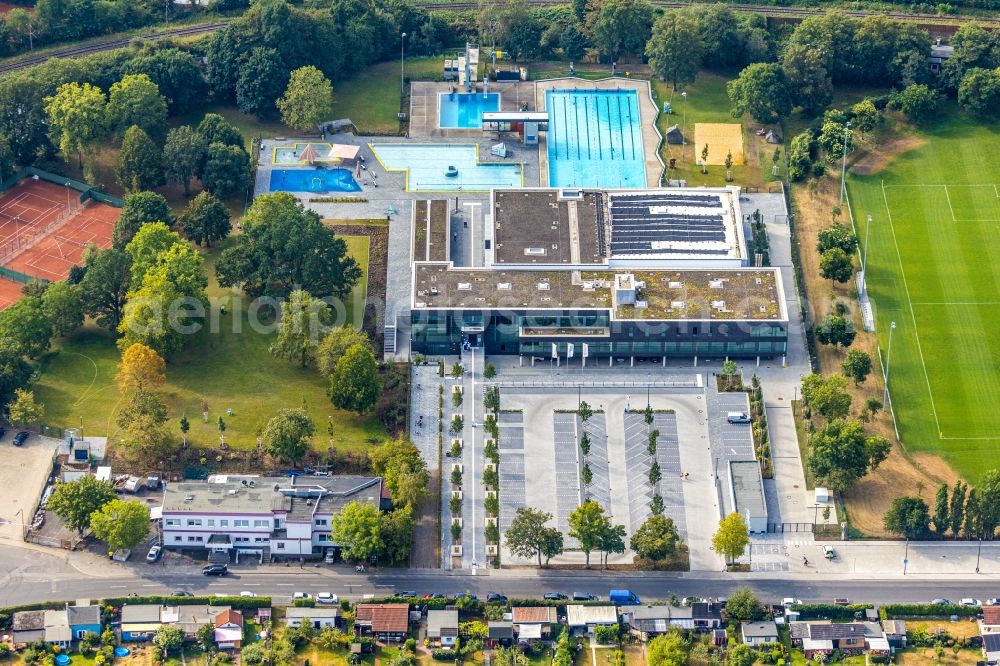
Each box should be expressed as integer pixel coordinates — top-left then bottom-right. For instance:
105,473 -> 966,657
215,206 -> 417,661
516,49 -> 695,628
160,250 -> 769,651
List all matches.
546,89 -> 647,188
269,168 -> 361,193
439,93 -> 500,129
370,143 -> 521,192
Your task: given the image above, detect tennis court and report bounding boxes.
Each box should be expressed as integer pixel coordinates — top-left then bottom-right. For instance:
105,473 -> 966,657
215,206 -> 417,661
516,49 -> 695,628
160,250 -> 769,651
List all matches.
0,177 -> 119,304
0,276 -> 22,309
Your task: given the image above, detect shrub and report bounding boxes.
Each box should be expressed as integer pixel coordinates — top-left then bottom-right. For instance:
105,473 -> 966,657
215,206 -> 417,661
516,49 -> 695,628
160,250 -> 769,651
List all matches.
431,649 -> 456,660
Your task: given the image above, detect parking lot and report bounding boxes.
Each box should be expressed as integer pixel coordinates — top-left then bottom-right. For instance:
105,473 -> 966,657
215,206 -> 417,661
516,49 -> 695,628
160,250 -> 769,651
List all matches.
0,433 -> 57,542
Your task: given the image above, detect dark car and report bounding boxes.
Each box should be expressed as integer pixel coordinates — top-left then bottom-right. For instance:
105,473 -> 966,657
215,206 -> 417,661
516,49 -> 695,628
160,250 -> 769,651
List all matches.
202,565 -> 228,576
572,593 -> 598,601
12,431 -> 29,446
395,590 -> 417,598
172,590 -> 193,597
487,592 -> 508,604
544,593 -> 568,601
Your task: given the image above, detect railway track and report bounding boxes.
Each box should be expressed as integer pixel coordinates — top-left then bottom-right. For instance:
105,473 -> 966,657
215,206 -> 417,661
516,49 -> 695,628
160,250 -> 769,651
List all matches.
0,1 -> 995,76
0,22 -> 230,75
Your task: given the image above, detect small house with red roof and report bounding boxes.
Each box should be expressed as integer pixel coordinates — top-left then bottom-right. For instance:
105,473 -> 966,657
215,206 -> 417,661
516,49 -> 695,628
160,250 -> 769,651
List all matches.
214,609 -> 244,650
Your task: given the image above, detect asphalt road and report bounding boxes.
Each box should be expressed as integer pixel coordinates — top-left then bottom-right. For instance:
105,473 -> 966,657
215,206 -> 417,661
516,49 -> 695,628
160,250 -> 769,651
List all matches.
1,544 -> 996,606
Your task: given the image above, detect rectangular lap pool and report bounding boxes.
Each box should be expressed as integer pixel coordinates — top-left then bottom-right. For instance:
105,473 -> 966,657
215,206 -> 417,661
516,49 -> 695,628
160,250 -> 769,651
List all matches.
439,92 -> 500,129
370,143 -> 521,192
546,89 -> 647,188
269,168 -> 361,193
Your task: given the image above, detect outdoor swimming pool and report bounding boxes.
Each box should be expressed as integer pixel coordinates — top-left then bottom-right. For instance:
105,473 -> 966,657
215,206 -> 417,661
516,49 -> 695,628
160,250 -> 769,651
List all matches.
273,143 -> 335,164
370,143 -> 521,191
438,92 -> 500,129
546,89 -> 647,188
269,168 -> 361,192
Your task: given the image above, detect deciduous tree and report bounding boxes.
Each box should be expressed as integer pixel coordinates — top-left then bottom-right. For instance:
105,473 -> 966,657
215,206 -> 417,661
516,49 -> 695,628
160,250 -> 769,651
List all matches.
815,312 -> 856,348
164,126 -> 208,197
329,343 -> 381,414
330,501 -> 382,561
647,629 -> 688,666
646,11 -> 703,91
179,191 -> 231,248
196,113 -> 244,149
567,500 -> 611,568
237,47 -> 289,119
277,66 -> 334,131
884,496 -> 931,539
106,74 -> 168,141
819,247 -> 854,284
505,507 -> 562,567
201,142 -> 250,200
316,326 -> 371,377
263,408 -> 315,466
271,289 -> 330,368
369,438 -> 430,512
933,483 -> 950,536
808,419 -> 889,491
7,387 -> 44,426
0,295 -> 53,358
889,84 -> 939,125
117,342 -> 166,393
725,587 -> 764,621
712,512 -> 750,565
44,81 -> 106,168
727,63 -> 791,123
47,476 -> 116,535
782,44 -> 832,115
629,514 -> 680,563
841,349 -> 872,384
116,125 -> 164,193
113,192 -> 172,250
590,0 -> 654,62
80,248 -> 132,331
42,281 -> 84,337
90,499 -> 150,552
817,223 -> 858,255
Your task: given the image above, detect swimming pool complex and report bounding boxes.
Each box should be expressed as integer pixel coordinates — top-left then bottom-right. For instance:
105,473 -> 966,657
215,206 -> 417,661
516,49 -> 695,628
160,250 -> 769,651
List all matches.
545,89 -> 647,188
269,168 -> 361,193
438,92 -> 500,128
370,143 -> 521,192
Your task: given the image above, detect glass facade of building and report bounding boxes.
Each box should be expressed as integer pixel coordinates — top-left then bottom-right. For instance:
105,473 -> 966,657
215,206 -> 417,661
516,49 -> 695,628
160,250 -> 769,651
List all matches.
410,309 -> 788,358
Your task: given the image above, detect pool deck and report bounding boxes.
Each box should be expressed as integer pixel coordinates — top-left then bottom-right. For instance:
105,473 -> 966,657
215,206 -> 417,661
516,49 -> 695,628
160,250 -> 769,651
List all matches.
409,81 -> 538,138
535,78 -> 664,188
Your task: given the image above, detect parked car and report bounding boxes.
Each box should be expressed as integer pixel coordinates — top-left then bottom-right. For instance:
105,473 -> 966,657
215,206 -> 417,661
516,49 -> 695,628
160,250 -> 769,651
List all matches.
930,598 -> 953,605
782,598 -> 801,608
172,590 -> 193,597
145,545 -> 162,563
487,592 -> 508,604
317,592 -> 339,604
960,598 -> 982,607
12,431 -> 29,446
726,412 -> 751,424
988,598 -> 1000,606
395,590 -> 417,598
202,565 -> 228,576
323,549 -> 335,564
240,591 -> 258,598
823,545 -> 836,559
573,593 -> 598,601
292,592 -> 313,601
544,593 -> 568,600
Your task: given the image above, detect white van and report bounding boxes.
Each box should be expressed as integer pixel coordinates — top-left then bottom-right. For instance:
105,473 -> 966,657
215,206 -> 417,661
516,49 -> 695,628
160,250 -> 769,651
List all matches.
726,411 -> 751,424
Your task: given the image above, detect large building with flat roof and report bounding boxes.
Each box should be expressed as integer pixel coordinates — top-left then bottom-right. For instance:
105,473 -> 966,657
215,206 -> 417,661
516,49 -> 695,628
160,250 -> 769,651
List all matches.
408,187 -> 788,361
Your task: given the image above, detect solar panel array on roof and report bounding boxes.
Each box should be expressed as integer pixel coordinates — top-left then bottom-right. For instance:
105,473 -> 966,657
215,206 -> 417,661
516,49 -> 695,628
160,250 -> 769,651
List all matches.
609,192 -> 728,256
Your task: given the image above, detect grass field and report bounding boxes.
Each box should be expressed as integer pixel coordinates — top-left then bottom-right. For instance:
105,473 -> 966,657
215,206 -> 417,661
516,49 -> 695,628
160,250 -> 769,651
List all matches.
32,235 -> 382,452
846,110 -> 1000,483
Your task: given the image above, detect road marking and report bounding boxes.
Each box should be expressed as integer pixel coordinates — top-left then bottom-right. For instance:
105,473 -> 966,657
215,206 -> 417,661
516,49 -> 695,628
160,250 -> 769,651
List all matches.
276,583 -> 294,587
110,585 -> 128,588
243,583 -> 262,586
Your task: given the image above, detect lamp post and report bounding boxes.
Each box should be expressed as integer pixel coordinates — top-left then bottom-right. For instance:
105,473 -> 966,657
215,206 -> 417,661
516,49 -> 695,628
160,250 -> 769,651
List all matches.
884,321 -> 897,405
400,32 -> 407,96
976,534 -> 983,573
903,536 -> 909,575
840,121 -> 852,204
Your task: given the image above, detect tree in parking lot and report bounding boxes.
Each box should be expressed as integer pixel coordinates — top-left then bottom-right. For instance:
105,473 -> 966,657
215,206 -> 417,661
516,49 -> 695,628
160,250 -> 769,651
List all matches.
7,387 -> 43,427
47,475 -> 116,536
89,499 -> 150,553
711,512 -> 750,565
505,507 -> 562,567
630,514 -> 680,564
883,496 -> 931,539
725,587 -> 764,621
568,500 -> 611,568
331,501 -> 382,562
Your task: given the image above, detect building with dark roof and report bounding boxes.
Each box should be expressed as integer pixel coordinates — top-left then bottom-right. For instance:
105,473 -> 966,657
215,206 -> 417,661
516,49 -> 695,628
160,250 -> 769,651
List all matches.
983,633 -> 1000,665
162,475 -> 385,560
790,622 -> 890,658
407,186 -> 788,361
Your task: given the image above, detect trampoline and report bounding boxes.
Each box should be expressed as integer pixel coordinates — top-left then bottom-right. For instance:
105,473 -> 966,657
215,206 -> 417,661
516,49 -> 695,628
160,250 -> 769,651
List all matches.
115,648 -> 131,658
55,655 -> 71,665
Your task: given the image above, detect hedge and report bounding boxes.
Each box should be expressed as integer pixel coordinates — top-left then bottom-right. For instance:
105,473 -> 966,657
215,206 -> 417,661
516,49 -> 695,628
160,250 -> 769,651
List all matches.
789,604 -> 873,620
431,649 -> 458,660
882,604 -> 980,618
106,596 -> 272,610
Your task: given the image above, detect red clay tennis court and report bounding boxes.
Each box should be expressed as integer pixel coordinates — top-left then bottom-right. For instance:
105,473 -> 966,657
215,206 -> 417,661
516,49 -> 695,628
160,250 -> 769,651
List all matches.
0,177 -> 119,302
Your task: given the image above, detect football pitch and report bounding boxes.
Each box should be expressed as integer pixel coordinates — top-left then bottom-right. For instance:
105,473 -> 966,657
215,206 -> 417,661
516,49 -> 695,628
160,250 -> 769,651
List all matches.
846,118 -> 1000,483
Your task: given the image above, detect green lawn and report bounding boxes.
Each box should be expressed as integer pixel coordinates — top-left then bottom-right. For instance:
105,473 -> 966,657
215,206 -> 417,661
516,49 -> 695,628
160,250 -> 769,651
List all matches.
334,56 -> 446,134
32,237 -> 383,453
846,106 -> 1000,483
340,235 -> 370,328
172,103 -> 294,150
